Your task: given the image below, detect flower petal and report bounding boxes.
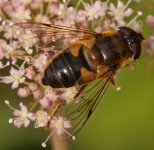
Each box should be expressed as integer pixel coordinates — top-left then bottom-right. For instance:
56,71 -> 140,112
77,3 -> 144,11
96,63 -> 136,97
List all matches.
12,80 -> 19,89
24,119 -> 30,127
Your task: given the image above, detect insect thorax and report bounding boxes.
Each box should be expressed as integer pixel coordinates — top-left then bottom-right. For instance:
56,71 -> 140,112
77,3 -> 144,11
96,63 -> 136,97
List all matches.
87,32 -> 133,68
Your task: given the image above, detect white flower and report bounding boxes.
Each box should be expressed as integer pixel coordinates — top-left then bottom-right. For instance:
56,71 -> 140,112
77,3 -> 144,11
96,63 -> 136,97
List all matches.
84,1 -> 108,20
0,39 -> 19,60
108,0 -> 133,26
5,41 -> 19,58
10,6 -> 31,21
5,100 -> 31,128
31,53 -> 48,71
50,116 -> 71,135
60,87 -> 77,104
42,116 -> 75,148
54,5 -> 77,27
1,67 -> 25,89
1,21 -> 14,39
28,110 -> 50,128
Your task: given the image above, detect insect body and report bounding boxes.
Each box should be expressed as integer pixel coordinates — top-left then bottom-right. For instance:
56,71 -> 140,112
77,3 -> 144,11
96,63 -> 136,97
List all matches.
12,23 -> 144,137
42,26 -> 144,88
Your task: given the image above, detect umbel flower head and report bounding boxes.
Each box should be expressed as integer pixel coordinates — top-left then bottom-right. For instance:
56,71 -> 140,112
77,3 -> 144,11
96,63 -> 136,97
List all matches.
0,0 -> 152,148
42,116 -> 75,148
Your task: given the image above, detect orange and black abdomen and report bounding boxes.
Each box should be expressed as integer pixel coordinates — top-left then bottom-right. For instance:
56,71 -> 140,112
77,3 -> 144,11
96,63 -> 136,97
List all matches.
42,46 -> 94,88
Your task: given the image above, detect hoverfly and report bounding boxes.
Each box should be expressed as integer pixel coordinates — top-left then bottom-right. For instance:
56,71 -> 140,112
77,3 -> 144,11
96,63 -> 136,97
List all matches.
11,22 -> 144,138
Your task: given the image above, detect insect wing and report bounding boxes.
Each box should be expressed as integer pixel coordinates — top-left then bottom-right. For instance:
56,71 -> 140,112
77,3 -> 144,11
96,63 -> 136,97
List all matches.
11,22 -> 96,50
64,68 -> 117,139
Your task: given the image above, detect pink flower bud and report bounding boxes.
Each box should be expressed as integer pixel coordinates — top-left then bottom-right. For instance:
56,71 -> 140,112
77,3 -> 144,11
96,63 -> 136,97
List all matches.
3,3 -> 14,14
33,89 -> 43,99
25,67 -> 36,80
39,98 -> 53,109
18,87 -> 30,97
28,82 -> 38,91
34,73 -> 43,84
146,15 -> 154,27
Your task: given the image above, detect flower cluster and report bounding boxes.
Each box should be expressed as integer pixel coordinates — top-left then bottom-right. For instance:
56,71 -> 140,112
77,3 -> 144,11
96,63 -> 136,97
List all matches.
0,0 -> 147,148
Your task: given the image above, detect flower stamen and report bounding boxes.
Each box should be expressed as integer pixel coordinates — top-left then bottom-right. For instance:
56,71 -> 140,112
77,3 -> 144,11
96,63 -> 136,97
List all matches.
64,129 -> 76,140
128,11 -> 143,26
42,130 -> 55,148
123,0 -> 131,11
5,100 -> 17,111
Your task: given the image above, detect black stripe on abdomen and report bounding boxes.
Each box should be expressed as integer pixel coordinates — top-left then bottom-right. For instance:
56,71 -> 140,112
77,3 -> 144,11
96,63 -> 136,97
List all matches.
52,53 -> 76,87
42,46 -> 94,88
63,46 -> 93,85
42,63 -> 62,88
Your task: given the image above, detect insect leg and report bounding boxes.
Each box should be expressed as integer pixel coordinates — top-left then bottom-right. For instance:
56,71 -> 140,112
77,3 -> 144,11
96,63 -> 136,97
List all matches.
47,103 -> 62,127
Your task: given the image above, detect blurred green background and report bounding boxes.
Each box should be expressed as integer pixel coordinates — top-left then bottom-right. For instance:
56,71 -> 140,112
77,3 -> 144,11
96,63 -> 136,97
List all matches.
1,0 -> 154,150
